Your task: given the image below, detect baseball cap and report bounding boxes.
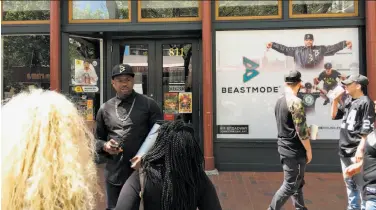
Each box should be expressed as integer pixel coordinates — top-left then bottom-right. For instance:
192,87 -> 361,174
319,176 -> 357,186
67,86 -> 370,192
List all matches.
112,64 -> 134,79
341,74 -> 369,86
284,70 -> 302,83
324,62 -> 332,69
304,34 -> 314,40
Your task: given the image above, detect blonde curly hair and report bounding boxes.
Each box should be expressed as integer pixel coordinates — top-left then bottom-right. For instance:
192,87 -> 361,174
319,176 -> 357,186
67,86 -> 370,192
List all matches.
1,89 -> 100,210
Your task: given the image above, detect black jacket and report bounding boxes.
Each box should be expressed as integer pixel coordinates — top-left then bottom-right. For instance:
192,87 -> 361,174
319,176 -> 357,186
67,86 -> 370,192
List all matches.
271,41 -> 347,69
95,91 -> 163,185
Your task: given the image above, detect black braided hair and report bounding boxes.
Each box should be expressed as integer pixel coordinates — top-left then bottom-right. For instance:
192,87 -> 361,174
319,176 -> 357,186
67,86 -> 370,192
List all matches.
141,120 -> 205,210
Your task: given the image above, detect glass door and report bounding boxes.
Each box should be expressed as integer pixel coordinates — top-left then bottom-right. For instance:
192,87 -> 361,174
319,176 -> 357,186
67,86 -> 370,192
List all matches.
66,35 -> 104,122
112,39 -> 200,138
155,40 -> 199,132
114,40 -> 156,100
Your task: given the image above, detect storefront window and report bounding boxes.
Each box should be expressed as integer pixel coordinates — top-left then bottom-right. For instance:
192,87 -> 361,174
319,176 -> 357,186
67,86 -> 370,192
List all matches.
70,0 -> 130,23
1,1 -> 50,23
139,1 -> 200,22
1,35 -> 50,100
216,28 -> 359,140
216,0 -> 281,20
290,0 -> 358,18
68,36 -> 102,121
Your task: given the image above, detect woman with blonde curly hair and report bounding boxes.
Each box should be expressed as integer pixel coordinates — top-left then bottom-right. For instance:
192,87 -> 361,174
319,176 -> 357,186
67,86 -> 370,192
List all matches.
1,89 -> 100,210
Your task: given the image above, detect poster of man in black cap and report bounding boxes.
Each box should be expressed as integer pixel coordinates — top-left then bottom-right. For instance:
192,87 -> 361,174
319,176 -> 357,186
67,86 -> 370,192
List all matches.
266,33 -> 352,70
313,62 -> 347,105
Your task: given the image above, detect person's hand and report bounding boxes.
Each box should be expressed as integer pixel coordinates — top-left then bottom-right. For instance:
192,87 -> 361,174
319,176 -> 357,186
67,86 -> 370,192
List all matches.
344,162 -> 362,178
103,139 -> 122,155
130,156 -> 142,170
306,150 -> 312,164
266,42 -> 273,49
346,41 -> 352,49
334,90 -> 345,102
355,147 -> 364,163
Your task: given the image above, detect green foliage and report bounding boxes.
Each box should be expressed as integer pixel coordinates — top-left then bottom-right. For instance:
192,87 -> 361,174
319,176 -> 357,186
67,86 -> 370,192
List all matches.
218,1 -> 278,17
72,1 -> 129,20
2,35 -> 50,89
140,1 -> 198,18
2,0 -> 50,21
292,1 -> 355,14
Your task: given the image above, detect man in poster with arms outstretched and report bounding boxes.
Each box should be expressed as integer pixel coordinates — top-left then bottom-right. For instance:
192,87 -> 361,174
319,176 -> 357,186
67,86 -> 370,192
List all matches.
268,70 -> 312,210
266,34 -> 352,69
331,74 -> 375,210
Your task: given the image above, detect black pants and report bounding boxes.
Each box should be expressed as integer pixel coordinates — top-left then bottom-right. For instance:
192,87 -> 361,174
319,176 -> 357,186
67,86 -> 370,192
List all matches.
105,181 -> 124,210
269,157 -> 308,210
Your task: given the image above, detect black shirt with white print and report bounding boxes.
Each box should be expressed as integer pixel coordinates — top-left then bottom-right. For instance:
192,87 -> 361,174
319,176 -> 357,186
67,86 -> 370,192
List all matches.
363,131 -> 376,201
333,96 -> 375,157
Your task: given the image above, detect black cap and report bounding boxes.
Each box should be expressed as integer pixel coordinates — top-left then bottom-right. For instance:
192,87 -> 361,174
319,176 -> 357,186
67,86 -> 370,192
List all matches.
341,74 -> 369,86
284,70 -> 302,83
324,62 -> 332,69
112,64 -> 134,79
304,34 -> 314,40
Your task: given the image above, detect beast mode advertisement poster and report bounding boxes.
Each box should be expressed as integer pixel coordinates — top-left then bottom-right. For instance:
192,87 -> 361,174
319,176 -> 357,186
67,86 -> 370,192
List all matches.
216,28 -> 359,139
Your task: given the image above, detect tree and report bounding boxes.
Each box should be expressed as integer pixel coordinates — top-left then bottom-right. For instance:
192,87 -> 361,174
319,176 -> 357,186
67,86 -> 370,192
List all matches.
72,1 -> 129,20
2,0 -> 50,21
217,1 -> 278,17
140,1 -> 199,18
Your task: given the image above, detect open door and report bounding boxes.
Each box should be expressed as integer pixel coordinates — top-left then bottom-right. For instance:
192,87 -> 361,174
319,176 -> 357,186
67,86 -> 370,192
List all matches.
65,35 -> 104,122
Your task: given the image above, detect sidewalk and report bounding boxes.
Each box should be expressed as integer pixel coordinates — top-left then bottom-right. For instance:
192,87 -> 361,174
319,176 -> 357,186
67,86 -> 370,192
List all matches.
95,167 -> 347,210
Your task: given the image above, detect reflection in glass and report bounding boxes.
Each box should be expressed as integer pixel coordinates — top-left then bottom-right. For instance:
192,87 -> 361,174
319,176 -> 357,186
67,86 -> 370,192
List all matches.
217,1 -> 279,17
120,44 -> 149,96
1,35 -> 50,100
2,1 -> 50,21
140,1 -> 199,19
292,0 -> 356,15
162,44 -> 193,123
68,37 -> 101,120
72,0 -> 129,20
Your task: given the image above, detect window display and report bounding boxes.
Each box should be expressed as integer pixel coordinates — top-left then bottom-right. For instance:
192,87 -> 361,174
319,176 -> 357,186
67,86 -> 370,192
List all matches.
216,28 -> 360,139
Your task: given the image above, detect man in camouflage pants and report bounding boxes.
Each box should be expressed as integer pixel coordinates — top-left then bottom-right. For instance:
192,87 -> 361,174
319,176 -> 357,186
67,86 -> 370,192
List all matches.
268,70 -> 312,210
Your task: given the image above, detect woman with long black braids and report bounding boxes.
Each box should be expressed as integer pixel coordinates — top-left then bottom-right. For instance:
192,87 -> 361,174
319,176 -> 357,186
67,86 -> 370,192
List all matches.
115,121 -> 222,210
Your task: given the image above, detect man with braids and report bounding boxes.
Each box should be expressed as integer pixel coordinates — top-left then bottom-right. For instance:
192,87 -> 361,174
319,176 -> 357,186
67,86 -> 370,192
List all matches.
115,120 -> 222,210
95,64 -> 163,210
268,70 -> 313,210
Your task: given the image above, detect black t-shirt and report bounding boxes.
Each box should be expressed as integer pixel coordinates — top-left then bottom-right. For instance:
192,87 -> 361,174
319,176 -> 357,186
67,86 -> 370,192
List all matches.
363,132 -> 376,201
334,96 -> 375,157
275,94 -> 309,158
297,92 -> 321,112
318,70 -> 341,90
115,170 -> 222,210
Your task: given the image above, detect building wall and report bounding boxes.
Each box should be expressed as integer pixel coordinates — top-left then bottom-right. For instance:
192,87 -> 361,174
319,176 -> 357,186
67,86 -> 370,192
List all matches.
1,1 -> 375,172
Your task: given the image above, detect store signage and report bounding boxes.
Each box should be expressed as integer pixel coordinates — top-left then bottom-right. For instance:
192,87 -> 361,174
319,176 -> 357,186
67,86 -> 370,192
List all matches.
216,28 -> 359,139
169,48 -> 184,56
82,86 -> 99,93
73,86 -> 99,93
243,56 -> 259,83
169,84 -> 185,92
217,125 -> 249,134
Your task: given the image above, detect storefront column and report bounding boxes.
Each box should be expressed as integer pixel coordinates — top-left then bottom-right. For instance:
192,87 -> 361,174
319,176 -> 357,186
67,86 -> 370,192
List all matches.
50,0 -> 61,92
366,1 -> 376,100
202,1 -> 215,171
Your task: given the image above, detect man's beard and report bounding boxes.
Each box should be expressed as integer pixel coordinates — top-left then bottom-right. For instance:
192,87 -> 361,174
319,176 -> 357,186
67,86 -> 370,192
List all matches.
117,91 -> 131,100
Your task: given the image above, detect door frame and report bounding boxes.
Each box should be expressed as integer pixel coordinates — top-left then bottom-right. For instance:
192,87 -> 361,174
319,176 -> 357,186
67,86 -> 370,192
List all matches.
111,38 -> 201,144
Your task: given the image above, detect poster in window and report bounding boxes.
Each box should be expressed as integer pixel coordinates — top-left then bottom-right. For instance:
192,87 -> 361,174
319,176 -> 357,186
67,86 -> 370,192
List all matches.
178,92 -> 192,113
216,28 -> 359,139
164,92 -> 179,114
73,59 -> 99,86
